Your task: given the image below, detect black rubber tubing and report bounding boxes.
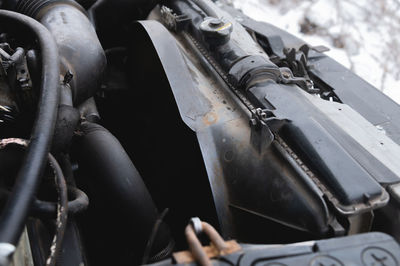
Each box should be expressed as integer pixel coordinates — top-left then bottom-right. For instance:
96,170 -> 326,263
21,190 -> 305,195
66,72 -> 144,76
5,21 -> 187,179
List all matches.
0,10 -> 60,245
33,187 -> 89,216
78,122 -> 160,230
0,186 -> 89,216
78,122 -> 172,257
189,0 -> 219,18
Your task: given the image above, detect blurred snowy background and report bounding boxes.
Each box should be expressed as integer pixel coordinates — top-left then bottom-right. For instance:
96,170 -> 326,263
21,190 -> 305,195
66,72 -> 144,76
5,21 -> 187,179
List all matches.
231,0 -> 400,103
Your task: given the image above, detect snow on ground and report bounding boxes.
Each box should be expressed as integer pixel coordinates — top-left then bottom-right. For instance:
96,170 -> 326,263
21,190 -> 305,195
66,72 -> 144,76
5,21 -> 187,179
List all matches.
231,0 -> 400,104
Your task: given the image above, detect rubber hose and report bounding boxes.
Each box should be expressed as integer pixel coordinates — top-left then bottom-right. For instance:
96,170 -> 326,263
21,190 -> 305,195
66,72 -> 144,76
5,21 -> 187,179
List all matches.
189,0 -> 219,18
32,187 -> 89,216
77,122 -> 172,259
0,10 -> 60,246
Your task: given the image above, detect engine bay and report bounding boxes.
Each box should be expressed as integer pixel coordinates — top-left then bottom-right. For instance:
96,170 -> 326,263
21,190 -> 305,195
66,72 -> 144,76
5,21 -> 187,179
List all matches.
1,0 -> 400,265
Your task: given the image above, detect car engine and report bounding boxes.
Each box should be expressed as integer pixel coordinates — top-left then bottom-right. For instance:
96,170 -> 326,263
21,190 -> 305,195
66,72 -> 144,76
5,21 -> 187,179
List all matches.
0,0 -> 400,265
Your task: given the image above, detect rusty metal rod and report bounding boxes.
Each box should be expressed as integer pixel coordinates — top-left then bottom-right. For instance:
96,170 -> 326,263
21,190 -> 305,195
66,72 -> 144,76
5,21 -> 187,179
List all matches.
185,220 -> 228,266
185,224 -> 212,266
201,222 -> 227,252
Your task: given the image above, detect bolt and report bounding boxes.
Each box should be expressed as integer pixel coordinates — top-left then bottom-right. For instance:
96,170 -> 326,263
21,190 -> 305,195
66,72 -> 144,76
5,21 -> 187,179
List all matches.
261,112 -> 267,119
282,72 -> 291,79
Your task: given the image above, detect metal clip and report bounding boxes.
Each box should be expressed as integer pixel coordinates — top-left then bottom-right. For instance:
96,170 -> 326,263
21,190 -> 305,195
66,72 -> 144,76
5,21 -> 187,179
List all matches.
160,6 -> 190,32
279,67 -> 318,93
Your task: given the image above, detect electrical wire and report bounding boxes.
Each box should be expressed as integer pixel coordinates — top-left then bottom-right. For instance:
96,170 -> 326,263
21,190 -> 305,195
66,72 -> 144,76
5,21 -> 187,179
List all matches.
45,154 -> 68,266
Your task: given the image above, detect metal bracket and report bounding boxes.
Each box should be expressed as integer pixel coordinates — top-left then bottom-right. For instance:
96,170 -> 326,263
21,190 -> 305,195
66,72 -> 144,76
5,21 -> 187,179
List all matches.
279,67 -> 318,93
160,6 -> 190,32
249,108 -> 288,152
250,108 -> 287,133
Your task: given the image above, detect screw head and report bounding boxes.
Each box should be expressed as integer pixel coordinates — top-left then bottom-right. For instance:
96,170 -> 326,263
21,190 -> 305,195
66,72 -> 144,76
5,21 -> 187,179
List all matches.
282,71 -> 291,79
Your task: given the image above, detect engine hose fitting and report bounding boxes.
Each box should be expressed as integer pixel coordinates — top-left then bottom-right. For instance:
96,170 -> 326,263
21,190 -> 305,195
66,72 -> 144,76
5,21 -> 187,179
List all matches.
11,0 -> 107,105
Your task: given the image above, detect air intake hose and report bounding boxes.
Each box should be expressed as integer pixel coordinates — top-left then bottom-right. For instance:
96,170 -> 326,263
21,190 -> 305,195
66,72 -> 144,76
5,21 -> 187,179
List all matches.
6,0 -> 107,105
